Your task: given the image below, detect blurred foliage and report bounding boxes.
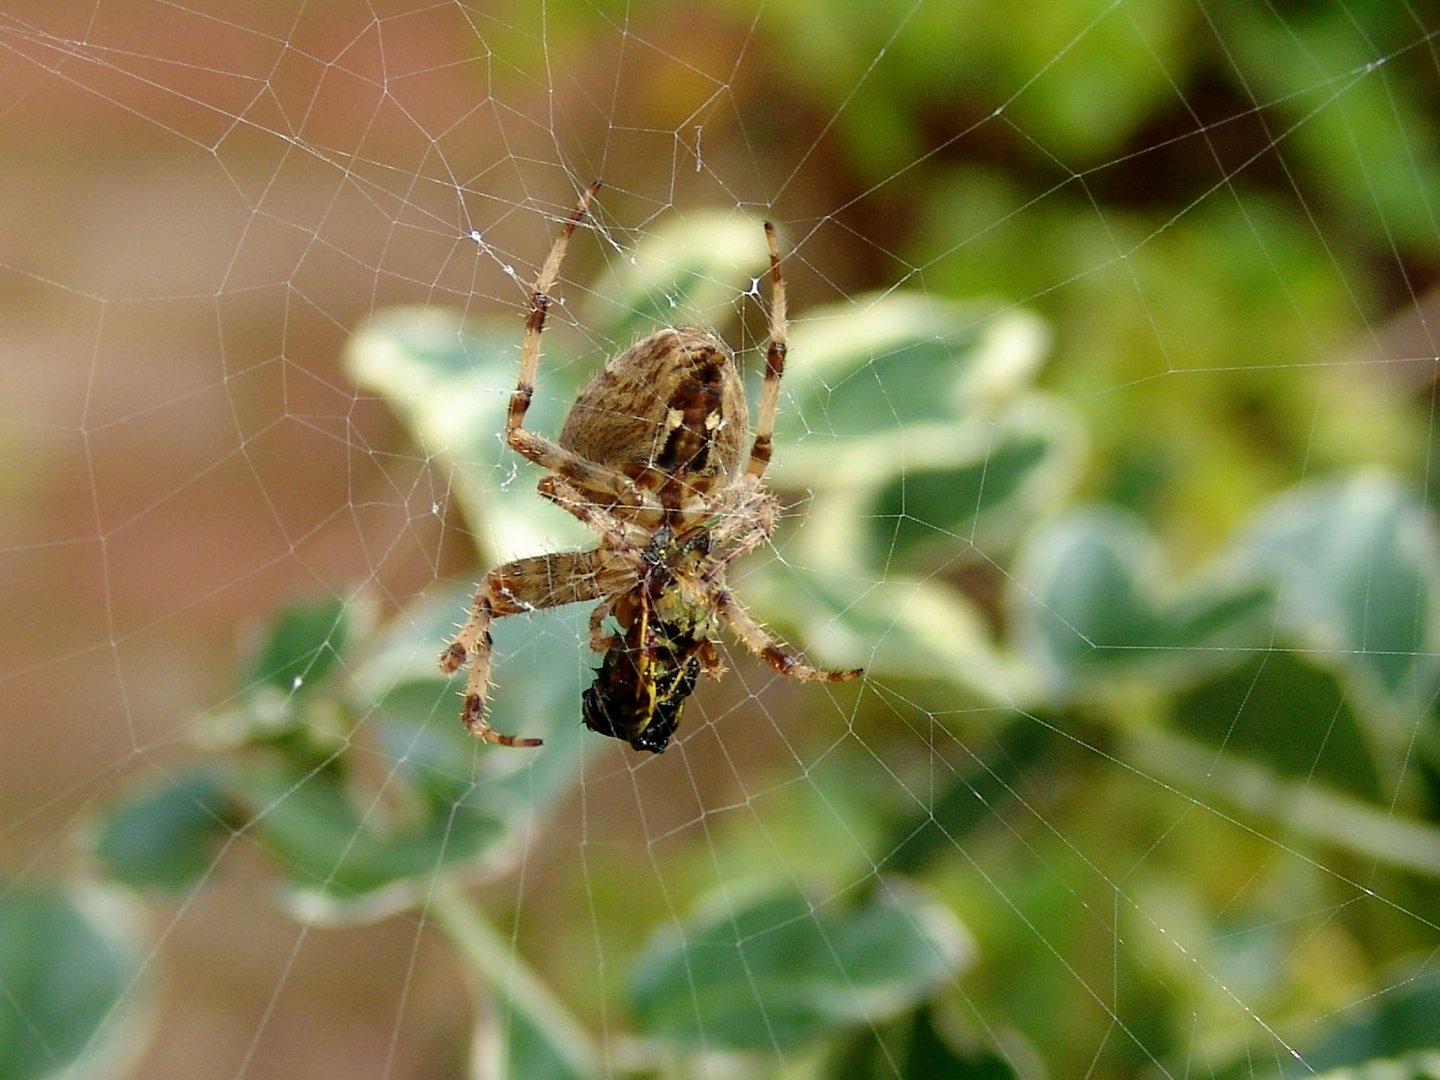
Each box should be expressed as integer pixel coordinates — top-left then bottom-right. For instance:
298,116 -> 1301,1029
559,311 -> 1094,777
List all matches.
26,0 -> 1440,1077
71,205 -> 1440,1076
0,882 -> 147,1080
751,0 -> 1440,551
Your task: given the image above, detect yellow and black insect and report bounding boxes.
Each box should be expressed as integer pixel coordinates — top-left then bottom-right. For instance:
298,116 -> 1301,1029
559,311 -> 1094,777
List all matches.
582,604 -> 705,753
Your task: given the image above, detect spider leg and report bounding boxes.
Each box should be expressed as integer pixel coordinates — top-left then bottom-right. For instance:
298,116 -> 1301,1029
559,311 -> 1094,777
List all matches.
509,428 -> 651,507
509,181 -> 599,441
744,222 -> 788,481
699,482 -> 780,581
705,581 -> 862,683
587,598 -> 619,654
440,549 -> 635,745
505,180 -> 656,508
536,474 -> 650,560
695,637 -> 726,680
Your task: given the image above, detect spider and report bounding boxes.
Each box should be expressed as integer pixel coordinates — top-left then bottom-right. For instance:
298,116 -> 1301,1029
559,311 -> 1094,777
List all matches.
440,181 -> 861,752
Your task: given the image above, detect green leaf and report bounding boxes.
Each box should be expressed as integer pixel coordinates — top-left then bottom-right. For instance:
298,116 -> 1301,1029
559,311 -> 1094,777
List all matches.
864,394 -> 1084,564
629,880 -> 973,1052
1174,651 -> 1380,799
0,881 -> 147,1080
746,562 -> 1028,705
88,767 -> 235,891
1291,970 -> 1440,1075
242,594 -> 350,698
232,596 -> 593,924
1308,1053 -> 1440,1080
832,1005 -> 1025,1080
592,211 -> 773,341
239,763 -> 508,924
1012,507 -> 1274,695
202,595 -> 358,750
773,293 -> 1054,490
1210,971 -> 1440,1079
876,720 -> 1050,877
1233,13 -> 1440,252
373,673 -> 587,818
357,590 -> 592,794
344,306 -> 584,562
1234,472 -> 1440,722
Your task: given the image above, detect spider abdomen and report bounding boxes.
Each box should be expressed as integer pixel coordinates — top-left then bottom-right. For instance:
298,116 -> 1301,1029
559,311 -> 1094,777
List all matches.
558,327 -> 748,494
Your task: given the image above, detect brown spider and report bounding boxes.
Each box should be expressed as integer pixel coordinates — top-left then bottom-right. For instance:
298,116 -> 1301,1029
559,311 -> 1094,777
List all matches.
439,181 -> 861,752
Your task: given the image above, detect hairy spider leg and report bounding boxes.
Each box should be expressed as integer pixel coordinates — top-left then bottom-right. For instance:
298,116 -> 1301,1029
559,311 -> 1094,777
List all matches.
504,180 -> 656,510
703,580 -> 863,684
697,480 -> 780,581
535,474 -> 652,557
441,550 -> 632,746
745,222 -> 788,481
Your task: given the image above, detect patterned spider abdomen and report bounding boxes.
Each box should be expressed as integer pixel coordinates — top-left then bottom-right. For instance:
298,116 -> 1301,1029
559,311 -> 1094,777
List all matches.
559,327 -> 748,497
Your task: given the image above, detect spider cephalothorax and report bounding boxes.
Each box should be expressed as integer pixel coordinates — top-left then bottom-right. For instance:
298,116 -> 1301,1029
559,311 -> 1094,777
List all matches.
439,181 -> 861,752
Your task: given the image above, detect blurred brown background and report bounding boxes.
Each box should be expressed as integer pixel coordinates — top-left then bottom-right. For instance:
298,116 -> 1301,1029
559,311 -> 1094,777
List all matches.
5,1 -> 1440,1076
2,3 -> 879,1073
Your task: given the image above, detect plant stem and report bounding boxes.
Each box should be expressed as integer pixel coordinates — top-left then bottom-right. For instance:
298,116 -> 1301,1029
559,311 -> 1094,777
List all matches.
427,885 -> 599,1077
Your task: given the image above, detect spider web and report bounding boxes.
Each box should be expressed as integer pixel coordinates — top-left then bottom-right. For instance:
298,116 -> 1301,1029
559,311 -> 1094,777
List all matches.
3,1 -> 1440,1077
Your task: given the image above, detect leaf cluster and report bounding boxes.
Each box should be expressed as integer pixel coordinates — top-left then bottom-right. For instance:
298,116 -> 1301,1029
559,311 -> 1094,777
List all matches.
9,210 -> 1440,1078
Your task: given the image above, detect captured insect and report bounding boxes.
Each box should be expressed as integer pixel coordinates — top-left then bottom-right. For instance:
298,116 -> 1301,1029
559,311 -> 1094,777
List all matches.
439,181 -> 861,752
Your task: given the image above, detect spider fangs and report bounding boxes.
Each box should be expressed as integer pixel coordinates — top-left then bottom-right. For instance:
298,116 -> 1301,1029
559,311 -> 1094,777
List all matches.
439,181 -> 861,752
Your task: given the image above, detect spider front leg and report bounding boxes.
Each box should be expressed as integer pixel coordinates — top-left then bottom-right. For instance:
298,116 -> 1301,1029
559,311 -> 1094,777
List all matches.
700,480 -> 780,581
441,550 -> 624,746
509,181 -> 601,446
706,581 -> 863,684
745,222 -> 789,482
536,474 -> 651,557
504,180 -> 652,506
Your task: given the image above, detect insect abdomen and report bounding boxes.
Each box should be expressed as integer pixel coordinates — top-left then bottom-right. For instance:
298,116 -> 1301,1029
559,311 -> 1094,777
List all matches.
581,617 -> 703,754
